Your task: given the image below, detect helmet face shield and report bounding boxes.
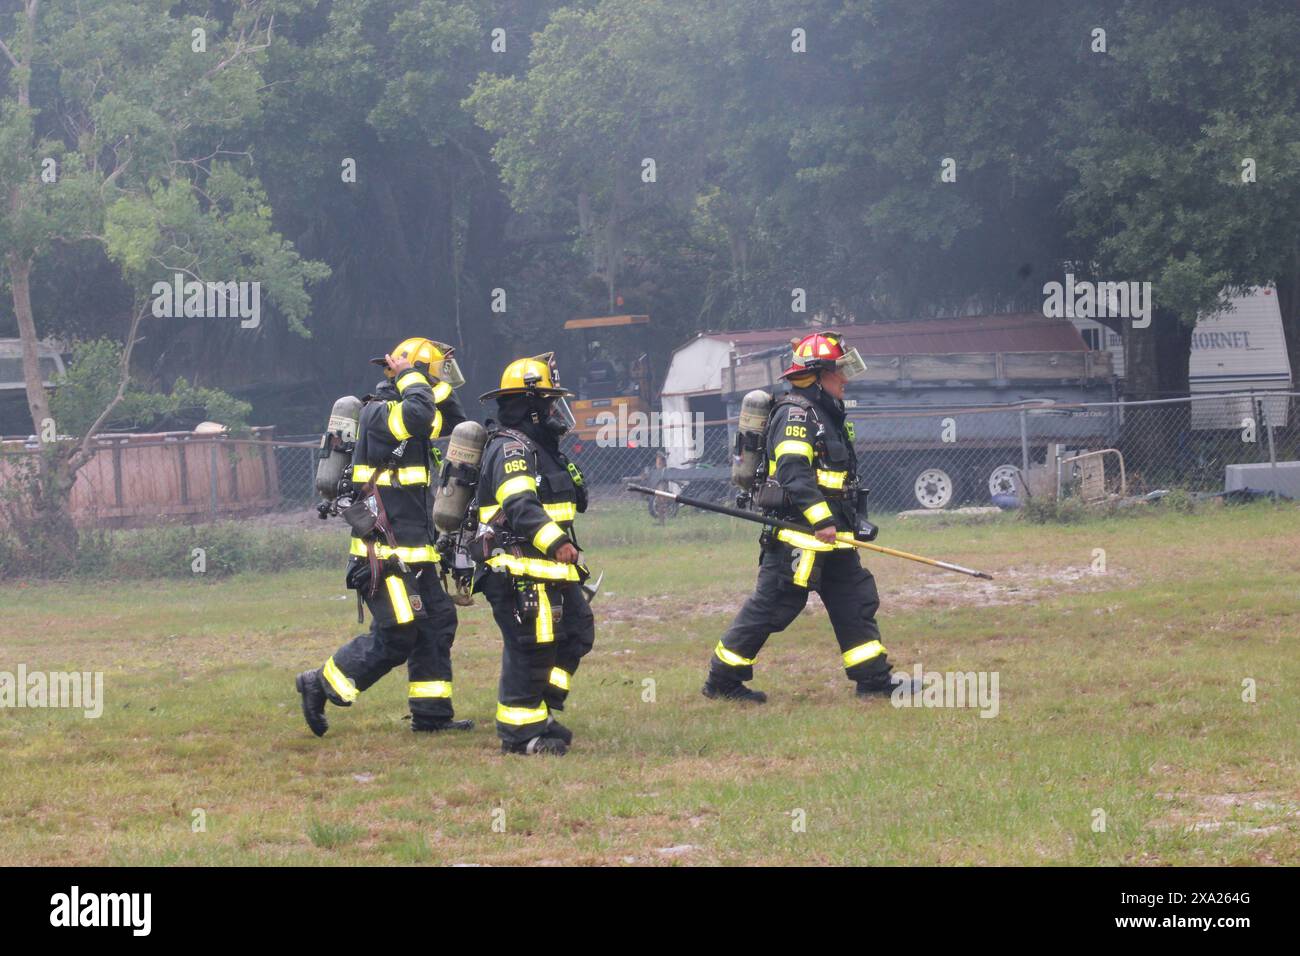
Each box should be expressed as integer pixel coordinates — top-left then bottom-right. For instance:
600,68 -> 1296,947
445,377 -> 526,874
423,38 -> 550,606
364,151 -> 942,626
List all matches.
835,347 -> 867,380
547,396 -> 577,434
438,356 -> 466,389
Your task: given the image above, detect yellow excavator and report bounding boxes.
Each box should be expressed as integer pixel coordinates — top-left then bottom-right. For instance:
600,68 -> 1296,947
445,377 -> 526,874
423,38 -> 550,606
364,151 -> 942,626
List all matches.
562,314 -> 653,444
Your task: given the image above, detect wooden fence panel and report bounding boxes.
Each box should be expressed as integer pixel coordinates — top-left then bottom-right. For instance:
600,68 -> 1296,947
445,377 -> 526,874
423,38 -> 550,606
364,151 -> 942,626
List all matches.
0,427 -> 284,527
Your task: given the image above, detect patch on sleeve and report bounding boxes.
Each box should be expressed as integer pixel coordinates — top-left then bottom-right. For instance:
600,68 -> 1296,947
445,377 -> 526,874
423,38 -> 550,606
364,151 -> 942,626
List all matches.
786,407 -> 807,423
503,440 -> 526,458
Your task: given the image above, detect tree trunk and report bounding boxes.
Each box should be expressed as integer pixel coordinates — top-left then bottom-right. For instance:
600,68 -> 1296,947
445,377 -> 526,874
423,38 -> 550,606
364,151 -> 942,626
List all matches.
1121,312 -> 1160,400
8,253 -> 49,436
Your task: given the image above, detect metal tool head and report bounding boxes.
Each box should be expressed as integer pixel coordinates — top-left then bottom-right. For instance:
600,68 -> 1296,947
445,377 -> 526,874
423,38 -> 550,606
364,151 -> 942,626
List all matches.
581,570 -> 604,603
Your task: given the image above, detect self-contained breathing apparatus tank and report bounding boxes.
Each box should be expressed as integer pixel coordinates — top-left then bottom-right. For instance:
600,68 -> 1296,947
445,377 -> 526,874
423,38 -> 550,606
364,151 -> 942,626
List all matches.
315,395 -> 363,515
433,420 -> 488,533
731,389 -> 772,491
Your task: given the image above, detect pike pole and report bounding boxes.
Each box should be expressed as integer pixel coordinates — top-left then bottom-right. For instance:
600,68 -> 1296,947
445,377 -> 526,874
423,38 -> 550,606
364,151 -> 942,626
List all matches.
628,484 -> 993,580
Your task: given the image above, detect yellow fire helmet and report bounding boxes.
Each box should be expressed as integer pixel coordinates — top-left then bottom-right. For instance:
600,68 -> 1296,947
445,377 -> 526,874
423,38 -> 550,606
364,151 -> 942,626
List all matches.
371,337 -> 465,388
479,352 -> 573,402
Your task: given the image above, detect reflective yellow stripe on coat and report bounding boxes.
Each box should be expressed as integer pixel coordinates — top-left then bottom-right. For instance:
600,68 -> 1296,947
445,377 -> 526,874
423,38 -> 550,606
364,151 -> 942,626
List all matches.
386,574 -> 415,624
535,585 -> 554,643
533,521 -> 566,553
771,439 -> 815,466
395,370 -> 426,394
479,500 -> 575,524
496,475 -> 538,504
349,538 -> 440,563
774,529 -> 857,552
803,500 -> 832,524
816,469 -> 848,490
387,401 -> 411,441
484,553 -> 581,582
352,464 -> 430,486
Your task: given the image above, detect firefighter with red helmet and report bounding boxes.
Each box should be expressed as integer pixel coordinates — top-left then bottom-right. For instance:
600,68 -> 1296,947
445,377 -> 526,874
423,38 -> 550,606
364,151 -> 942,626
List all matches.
703,331 -> 920,703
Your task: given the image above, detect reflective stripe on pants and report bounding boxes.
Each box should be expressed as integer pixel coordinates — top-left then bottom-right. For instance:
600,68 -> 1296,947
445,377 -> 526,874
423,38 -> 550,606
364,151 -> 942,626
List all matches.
322,655 -> 359,703
710,546 -> 888,686
496,701 -> 548,727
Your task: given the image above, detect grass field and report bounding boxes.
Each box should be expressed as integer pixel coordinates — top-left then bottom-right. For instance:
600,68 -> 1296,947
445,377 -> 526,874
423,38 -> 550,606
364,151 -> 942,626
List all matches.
1,501 -> 1297,866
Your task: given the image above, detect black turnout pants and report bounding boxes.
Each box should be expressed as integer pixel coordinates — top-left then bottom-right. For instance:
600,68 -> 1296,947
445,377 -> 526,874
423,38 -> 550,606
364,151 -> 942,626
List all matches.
710,541 -> 892,687
321,562 -> 459,720
482,572 -> 596,744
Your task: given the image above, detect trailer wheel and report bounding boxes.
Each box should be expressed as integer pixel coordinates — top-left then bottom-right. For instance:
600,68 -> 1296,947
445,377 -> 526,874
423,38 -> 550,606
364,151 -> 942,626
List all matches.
912,467 -> 956,509
647,480 -> 681,521
987,463 -> 1021,499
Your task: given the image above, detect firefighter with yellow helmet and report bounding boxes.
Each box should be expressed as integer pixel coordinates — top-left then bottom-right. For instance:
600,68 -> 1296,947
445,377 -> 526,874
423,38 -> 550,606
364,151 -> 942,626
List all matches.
296,337 -> 474,736
703,331 -> 921,703
472,353 -> 595,755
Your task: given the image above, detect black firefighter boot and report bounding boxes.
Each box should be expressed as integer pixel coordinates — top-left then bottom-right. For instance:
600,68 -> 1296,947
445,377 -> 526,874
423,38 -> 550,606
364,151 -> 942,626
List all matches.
295,669 -> 330,737
501,734 -> 568,756
701,677 -> 768,704
411,715 -> 475,733
856,669 -> 923,700
545,716 -> 574,746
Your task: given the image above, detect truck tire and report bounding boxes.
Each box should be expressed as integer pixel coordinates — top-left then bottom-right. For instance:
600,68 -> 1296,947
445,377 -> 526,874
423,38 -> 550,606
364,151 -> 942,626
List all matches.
987,463 -> 1022,500
911,465 -> 958,509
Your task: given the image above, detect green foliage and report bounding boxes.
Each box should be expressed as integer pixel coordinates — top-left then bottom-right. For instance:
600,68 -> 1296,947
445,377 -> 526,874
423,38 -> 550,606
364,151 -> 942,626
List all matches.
47,339 -> 252,436
2,0 -> 1299,428
1021,496 -> 1090,525
1,0 -> 329,435
1061,2 -> 1300,323
0,519 -> 338,581
1160,488 -> 1198,514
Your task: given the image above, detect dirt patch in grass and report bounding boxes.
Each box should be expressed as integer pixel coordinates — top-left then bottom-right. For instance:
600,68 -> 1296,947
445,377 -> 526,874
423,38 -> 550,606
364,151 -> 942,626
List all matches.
596,561 -> 1136,625
1151,789 -> 1300,836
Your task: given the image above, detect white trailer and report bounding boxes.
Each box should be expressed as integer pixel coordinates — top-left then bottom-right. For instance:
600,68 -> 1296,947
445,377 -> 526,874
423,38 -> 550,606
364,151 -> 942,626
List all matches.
1073,287 -> 1292,429
1187,287 -> 1292,429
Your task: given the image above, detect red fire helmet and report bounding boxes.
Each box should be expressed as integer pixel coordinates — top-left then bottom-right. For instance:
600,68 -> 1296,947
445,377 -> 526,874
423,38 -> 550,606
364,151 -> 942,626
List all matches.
782,331 -> 865,380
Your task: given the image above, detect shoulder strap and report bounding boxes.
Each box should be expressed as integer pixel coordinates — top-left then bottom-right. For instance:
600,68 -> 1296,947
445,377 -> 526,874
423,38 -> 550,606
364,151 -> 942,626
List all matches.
493,425 -> 536,450
772,392 -> 817,416
770,391 -> 821,431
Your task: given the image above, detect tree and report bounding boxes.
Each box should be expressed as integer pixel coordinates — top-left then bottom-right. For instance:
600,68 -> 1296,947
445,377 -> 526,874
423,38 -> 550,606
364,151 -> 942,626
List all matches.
1059,0 -> 1300,396
0,0 -> 327,564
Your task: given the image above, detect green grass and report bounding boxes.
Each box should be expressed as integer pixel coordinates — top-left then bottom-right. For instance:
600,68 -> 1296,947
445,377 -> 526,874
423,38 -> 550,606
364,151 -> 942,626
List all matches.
0,500 -> 1297,865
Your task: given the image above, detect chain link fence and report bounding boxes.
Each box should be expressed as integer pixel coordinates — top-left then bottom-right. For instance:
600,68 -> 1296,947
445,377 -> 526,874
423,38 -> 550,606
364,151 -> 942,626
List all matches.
575,391 -> 1300,516
6,393 -> 1292,529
